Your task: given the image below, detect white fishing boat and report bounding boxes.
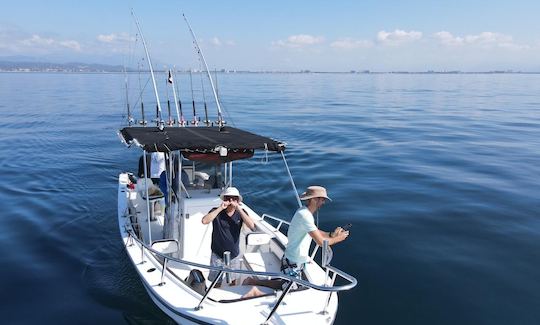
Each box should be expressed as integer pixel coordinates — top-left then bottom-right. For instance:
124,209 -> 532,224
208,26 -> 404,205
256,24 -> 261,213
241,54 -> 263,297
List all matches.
117,12 -> 357,324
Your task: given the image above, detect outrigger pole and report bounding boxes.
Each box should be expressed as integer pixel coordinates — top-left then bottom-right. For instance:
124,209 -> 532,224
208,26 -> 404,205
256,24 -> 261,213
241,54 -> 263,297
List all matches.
131,10 -> 164,130
183,13 -> 225,126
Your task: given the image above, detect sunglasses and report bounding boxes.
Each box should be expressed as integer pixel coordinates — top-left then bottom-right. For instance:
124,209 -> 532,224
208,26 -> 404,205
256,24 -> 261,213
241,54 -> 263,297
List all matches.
224,196 -> 239,201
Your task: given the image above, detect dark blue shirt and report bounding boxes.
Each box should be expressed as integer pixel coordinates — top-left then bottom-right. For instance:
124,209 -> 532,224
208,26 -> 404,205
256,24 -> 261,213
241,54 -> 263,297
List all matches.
211,208 -> 243,259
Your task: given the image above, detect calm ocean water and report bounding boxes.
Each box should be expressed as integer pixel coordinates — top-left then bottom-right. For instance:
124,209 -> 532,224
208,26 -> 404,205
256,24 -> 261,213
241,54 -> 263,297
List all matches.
0,72 -> 539,324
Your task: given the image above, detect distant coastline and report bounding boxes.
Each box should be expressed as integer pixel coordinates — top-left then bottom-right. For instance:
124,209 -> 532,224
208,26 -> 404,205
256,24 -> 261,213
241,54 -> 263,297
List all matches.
0,60 -> 538,74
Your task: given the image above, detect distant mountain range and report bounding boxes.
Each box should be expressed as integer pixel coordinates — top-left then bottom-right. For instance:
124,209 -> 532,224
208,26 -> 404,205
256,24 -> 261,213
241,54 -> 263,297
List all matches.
0,59 -> 125,72
0,57 -> 537,74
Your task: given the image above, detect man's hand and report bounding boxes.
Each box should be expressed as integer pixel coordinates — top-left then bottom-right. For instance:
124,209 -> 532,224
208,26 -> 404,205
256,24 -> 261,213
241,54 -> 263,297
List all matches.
230,200 -> 240,210
311,227 -> 350,246
332,227 -> 349,241
235,202 -> 255,230
220,201 -> 230,210
331,226 -> 342,237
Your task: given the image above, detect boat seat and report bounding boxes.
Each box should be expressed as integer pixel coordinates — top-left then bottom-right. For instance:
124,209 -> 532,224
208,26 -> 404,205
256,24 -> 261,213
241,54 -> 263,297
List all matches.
243,252 -> 281,274
139,186 -> 164,200
302,260 -> 328,286
243,232 -> 280,275
135,179 -> 165,220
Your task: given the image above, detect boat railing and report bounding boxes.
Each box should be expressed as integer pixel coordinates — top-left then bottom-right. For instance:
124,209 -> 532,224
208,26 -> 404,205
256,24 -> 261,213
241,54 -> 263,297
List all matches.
261,213 -> 336,271
123,225 -> 357,323
260,213 -> 290,234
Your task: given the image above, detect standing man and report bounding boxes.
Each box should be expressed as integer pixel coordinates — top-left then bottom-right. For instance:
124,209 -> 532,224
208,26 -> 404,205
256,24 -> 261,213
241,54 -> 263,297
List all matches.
202,187 -> 255,283
282,186 -> 349,278
240,186 -> 350,297
150,151 -> 166,185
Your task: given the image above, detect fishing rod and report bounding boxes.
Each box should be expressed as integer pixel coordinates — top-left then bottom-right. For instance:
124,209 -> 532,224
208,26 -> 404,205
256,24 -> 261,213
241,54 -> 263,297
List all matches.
172,68 -> 186,126
189,69 -> 198,126
183,13 -> 224,126
131,9 -> 163,129
168,69 -> 183,127
214,68 -> 219,99
137,61 -> 147,125
123,65 -> 133,126
199,64 -> 210,126
165,69 -> 173,126
123,19 -> 134,126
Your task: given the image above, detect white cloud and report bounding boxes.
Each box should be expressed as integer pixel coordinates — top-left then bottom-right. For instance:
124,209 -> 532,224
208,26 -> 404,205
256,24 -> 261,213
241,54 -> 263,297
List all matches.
377,29 -> 422,45
97,32 -> 134,44
58,40 -> 81,51
196,37 -> 235,47
16,34 -> 81,52
95,32 -> 144,55
330,38 -> 373,49
433,31 -> 464,46
273,34 -> 325,48
434,31 -> 528,50
465,32 -> 512,45
208,37 -> 235,47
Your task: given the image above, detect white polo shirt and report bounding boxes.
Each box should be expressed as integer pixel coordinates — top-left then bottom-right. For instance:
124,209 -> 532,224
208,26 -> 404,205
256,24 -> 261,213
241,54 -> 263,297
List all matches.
150,152 -> 166,178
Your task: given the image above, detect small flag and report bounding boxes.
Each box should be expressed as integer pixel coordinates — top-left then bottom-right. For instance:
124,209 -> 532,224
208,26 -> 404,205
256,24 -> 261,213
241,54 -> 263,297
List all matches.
168,70 -> 173,84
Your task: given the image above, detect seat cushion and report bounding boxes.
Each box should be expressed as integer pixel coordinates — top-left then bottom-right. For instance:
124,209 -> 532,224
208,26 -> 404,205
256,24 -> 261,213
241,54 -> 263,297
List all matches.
243,252 -> 281,273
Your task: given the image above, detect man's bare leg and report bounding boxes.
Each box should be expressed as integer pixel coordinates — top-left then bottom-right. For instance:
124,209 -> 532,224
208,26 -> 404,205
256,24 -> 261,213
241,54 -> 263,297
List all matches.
242,277 -> 283,290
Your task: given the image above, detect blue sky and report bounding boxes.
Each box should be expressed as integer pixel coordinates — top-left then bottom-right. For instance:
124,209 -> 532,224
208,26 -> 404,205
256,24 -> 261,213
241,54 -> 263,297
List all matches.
1,0 -> 539,71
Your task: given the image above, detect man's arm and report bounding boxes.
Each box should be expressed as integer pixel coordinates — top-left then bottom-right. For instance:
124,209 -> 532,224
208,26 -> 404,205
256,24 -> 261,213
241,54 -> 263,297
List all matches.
202,203 -> 227,224
309,227 -> 348,246
236,204 -> 256,230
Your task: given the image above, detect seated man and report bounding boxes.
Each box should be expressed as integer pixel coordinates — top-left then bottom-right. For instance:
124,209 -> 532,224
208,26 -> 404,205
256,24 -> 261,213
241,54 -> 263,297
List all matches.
202,187 -> 255,284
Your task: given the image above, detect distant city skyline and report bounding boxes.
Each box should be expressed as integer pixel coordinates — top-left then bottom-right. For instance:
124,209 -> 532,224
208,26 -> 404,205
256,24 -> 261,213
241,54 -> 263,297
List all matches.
1,0 -> 539,72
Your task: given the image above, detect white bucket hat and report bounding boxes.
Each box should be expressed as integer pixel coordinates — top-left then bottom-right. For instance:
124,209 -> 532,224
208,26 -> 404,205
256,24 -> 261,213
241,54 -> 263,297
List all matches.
299,186 -> 332,201
220,187 -> 243,202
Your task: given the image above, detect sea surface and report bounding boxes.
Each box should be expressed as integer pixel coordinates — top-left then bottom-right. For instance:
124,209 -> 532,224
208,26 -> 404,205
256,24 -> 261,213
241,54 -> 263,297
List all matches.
0,72 -> 539,325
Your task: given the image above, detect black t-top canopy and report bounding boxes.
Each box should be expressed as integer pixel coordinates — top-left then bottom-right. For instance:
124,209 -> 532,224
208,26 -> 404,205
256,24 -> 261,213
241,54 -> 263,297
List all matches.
119,126 -> 285,153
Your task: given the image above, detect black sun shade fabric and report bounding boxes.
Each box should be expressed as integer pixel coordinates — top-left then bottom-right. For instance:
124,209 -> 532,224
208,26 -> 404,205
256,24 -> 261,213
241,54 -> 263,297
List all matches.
119,126 -> 285,152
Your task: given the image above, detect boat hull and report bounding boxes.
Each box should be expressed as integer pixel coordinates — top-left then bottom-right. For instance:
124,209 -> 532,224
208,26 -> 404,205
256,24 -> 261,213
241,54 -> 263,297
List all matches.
118,173 -> 339,324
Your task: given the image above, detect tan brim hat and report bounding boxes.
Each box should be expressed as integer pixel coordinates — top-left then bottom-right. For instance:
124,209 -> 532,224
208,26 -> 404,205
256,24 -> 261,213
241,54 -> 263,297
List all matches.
299,186 -> 332,201
220,186 -> 243,202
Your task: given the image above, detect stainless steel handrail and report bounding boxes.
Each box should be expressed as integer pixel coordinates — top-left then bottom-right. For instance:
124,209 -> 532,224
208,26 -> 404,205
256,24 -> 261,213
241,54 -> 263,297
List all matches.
261,213 -> 290,233
124,226 -> 357,293
122,211 -> 357,323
